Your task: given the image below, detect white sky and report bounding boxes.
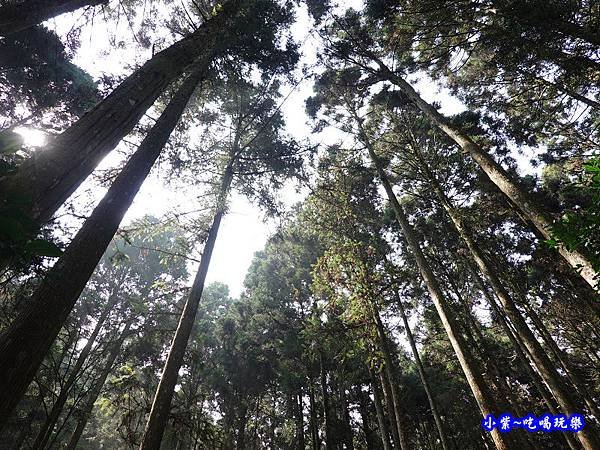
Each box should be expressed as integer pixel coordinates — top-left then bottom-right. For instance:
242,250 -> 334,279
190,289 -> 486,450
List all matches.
23,0 -> 542,299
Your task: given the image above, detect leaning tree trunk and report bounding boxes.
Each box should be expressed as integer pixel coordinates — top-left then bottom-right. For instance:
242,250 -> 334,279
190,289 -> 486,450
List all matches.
65,321 -> 131,450
521,296 -> 600,422
393,291 -> 450,450
371,58 -> 598,290
0,0 -> 107,36
469,267 -> 580,450
424,164 -> 599,449
138,163 -> 234,450
360,132 -> 515,450
0,68 -> 203,430
0,1 -> 236,227
31,291 -> 120,449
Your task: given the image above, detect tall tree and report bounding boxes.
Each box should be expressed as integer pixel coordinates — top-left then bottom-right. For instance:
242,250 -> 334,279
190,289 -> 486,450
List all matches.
0,67 -> 203,429
139,74 -> 304,449
0,0 -> 297,229
319,11 -> 599,289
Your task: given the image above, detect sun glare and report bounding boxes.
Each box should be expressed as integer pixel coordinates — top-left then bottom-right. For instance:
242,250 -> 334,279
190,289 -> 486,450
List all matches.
14,126 -> 47,147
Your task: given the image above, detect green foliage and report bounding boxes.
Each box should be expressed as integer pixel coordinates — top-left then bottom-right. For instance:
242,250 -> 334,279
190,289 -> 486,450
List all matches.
548,158 -> 600,281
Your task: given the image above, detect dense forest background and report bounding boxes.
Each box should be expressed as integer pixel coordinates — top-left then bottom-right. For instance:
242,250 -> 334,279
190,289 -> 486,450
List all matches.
0,0 -> 598,449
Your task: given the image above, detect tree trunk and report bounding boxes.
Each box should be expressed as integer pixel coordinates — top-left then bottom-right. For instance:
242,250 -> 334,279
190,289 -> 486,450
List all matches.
0,0 -> 108,36
340,386 -> 354,450
65,321 -> 131,450
469,267 -> 580,450
0,68 -> 203,430
372,58 -> 598,289
357,387 -> 375,450
139,163 -> 234,450
0,2 -> 236,226
319,351 -> 334,450
235,404 -> 248,450
296,391 -> 306,450
378,370 -> 402,450
521,298 -> 600,422
308,380 -> 319,450
370,302 -> 409,450
31,291 -> 120,449
425,167 -> 599,449
368,366 -> 392,450
361,136 -> 514,450
394,291 -> 450,450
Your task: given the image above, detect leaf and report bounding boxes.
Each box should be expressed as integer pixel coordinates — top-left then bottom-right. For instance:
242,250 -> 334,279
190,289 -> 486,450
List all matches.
25,239 -> 63,257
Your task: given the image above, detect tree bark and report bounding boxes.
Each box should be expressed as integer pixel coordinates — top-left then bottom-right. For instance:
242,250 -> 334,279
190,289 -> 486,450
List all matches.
65,321 -> 131,450
139,163 -> 234,450
372,58 -> 598,289
424,165 -> 599,449
393,291 -> 450,450
0,68 -> 203,430
0,2 -> 235,226
0,0 -> 108,36
361,135 -> 514,450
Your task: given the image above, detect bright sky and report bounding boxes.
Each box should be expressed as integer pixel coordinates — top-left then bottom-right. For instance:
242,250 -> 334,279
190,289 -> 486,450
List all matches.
21,0 -> 539,298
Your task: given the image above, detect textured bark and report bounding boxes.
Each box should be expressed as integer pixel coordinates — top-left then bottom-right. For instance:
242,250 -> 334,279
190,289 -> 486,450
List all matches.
373,59 -> 598,289
0,0 -> 107,36
0,2 -> 235,226
31,291 -> 119,450
368,366 -> 392,450
139,164 -> 234,450
65,321 -> 131,450
425,169 -> 599,449
394,291 -> 450,450
0,68 -> 203,430
362,142 -> 514,450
